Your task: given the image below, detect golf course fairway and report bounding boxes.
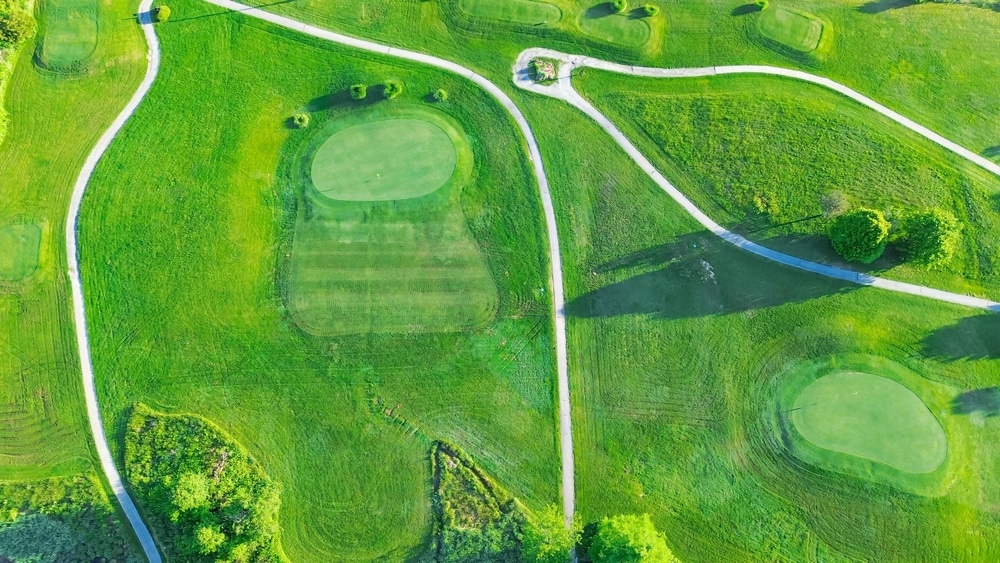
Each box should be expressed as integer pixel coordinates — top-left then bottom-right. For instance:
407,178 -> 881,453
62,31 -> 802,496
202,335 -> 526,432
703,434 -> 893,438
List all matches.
791,372 -> 947,473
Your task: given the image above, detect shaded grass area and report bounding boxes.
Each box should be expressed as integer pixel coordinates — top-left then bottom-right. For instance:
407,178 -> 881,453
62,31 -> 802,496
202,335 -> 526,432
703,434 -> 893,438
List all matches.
79,0 -> 558,558
35,0 -> 99,72
457,0 -> 562,25
520,90 -> 1000,561
575,70 -> 1000,296
577,5 -> 652,47
0,223 -> 41,280
756,7 -> 824,52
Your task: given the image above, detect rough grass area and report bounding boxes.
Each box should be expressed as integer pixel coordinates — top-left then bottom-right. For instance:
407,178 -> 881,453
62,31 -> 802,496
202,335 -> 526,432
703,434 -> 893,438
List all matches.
0,474 -> 139,560
791,371 -> 947,473
457,0 -> 562,25
79,0 -> 558,558
575,70 -> 1000,296
521,92 -> 1000,561
310,116 -> 458,201
0,223 -> 41,280
756,7 -> 823,53
577,6 -> 651,47
36,0 -> 99,71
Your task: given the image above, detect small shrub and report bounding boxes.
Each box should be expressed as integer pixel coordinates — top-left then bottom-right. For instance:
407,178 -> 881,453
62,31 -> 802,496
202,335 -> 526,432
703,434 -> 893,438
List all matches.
292,113 -> 310,128
0,9 -> 36,47
755,0 -> 768,9
829,208 -> 890,264
349,83 -> 367,100
589,514 -> 677,563
155,5 -> 171,22
384,79 -> 403,100
432,89 -> 448,102
643,4 -> 660,16
899,209 -> 960,267
611,0 -> 628,14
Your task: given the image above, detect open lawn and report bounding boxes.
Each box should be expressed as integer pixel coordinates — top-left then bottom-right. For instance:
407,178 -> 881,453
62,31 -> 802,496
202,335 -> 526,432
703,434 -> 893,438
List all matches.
0,223 -> 41,280
78,0 -> 558,558
575,70 -> 1000,297
756,7 -> 824,53
458,0 -> 562,25
577,5 -> 652,47
36,0 -> 99,71
791,371 -> 947,474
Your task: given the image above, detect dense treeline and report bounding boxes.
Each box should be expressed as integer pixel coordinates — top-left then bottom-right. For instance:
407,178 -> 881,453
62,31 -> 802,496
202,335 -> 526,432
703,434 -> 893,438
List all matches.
125,404 -> 285,562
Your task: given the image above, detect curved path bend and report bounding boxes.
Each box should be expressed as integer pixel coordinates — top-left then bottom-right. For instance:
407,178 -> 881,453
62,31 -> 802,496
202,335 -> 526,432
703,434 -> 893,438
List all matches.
514,48 -> 1000,312
67,0 -> 162,560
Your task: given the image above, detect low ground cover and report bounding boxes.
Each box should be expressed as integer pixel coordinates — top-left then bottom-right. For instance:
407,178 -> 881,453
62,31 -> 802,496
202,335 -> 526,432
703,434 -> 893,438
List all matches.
35,0 -> 98,72
755,6 -> 825,53
0,223 -> 40,280
458,0 -> 562,26
575,70 -> 1000,295
79,0 -> 558,558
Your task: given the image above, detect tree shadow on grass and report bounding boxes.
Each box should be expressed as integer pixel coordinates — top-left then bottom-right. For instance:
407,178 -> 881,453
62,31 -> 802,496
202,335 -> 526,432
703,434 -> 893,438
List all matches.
983,145 -> 1000,159
922,314 -> 1000,361
565,233 -> 856,320
731,3 -> 762,15
307,85 -> 384,112
952,387 -> 1000,417
756,233 -> 904,272
858,0 -> 914,13
585,2 -> 617,18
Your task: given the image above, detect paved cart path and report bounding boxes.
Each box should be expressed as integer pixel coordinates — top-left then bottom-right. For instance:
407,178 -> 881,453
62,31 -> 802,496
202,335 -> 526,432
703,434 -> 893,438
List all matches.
513,48 -> 1000,312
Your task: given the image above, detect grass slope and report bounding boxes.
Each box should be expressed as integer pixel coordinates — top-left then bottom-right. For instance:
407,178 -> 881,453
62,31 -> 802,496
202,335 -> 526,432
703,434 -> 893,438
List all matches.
575,70 -> 1000,296
520,91 -> 1000,561
79,0 -> 558,559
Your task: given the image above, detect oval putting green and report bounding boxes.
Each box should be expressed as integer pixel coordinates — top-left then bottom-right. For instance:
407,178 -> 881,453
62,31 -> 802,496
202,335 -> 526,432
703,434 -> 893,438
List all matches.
39,0 -> 99,71
578,10 -> 651,47
458,0 -> 562,25
791,372 -> 947,473
0,223 -> 41,281
310,118 -> 457,201
757,7 -> 824,53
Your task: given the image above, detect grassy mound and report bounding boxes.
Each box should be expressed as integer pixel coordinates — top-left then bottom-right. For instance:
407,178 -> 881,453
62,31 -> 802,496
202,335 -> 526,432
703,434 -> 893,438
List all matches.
578,6 -> 651,47
36,0 -> 98,72
791,371 -> 947,473
0,223 -> 40,280
290,106 -> 497,336
310,117 -> 457,201
457,0 -> 561,25
756,7 -> 824,53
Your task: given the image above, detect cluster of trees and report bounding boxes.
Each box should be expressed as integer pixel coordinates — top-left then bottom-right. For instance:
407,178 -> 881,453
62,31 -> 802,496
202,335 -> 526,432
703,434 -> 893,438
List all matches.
827,202 -> 961,267
0,0 -> 34,49
526,510 -> 677,563
125,404 -> 284,562
609,0 -> 660,16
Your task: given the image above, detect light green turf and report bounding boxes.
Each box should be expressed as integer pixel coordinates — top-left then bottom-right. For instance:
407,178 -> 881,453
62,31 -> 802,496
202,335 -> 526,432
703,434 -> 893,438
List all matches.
310,118 -> 458,201
757,7 -> 823,53
578,9 -> 651,47
457,0 -> 562,25
38,0 -> 99,70
0,224 -> 41,281
791,372 -> 947,473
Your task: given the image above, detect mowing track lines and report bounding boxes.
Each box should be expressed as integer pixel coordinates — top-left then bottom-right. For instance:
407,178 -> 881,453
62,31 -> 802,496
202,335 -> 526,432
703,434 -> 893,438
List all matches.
514,48 -> 1000,313
67,0 -> 162,560
200,0 -> 577,529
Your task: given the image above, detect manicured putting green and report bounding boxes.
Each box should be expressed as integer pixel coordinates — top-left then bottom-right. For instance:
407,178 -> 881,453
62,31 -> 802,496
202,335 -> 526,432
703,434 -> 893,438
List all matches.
757,7 -> 824,52
39,0 -> 99,69
458,0 -> 562,25
578,10 -> 651,47
310,119 -> 457,201
791,372 -> 947,473
0,224 -> 41,281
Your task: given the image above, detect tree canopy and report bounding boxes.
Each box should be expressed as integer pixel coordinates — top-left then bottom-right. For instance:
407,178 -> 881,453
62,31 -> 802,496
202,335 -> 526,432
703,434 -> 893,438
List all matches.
589,514 -> 677,563
0,5 -> 35,48
900,208 -> 960,267
522,504 -> 579,563
829,208 -> 890,263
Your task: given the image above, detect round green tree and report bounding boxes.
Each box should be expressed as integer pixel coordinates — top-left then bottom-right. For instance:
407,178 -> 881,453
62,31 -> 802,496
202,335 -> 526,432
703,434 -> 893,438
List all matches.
829,208 -> 890,264
589,514 -> 677,563
349,83 -> 367,100
611,0 -> 629,14
432,88 -> 448,102
292,113 -> 310,129
0,9 -> 35,47
643,4 -> 660,16
522,505 -> 580,563
900,209 -> 960,267
155,5 -> 171,22
384,79 -> 403,100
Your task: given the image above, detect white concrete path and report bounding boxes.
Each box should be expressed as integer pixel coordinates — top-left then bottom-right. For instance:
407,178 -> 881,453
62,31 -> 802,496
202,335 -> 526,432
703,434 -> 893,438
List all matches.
514,48 -> 1000,313
67,1 -> 162,561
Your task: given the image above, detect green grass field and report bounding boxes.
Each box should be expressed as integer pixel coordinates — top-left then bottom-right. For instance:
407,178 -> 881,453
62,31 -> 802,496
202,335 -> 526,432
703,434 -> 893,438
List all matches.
36,0 -> 99,71
310,115 -> 458,201
0,223 -> 41,280
458,0 -> 562,25
78,0 -> 558,558
575,70 -> 1000,297
756,7 -> 824,53
791,371 -> 947,473
577,6 -> 651,47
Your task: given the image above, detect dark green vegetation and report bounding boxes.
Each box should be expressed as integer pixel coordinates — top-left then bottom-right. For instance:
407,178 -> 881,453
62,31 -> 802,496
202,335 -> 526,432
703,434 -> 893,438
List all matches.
829,209 -> 890,264
0,474 -> 139,560
79,0 -> 557,558
34,0 -> 97,72
588,513 -> 675,563
576,71 -> 1000,295
126,405 -> 284,561
0,0 -> 33,49
790,371 -> 947,473
900,208 -> 961,267
0,223 -> 40,280
518,87 -> 1000,560
288,105 -> 497,336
